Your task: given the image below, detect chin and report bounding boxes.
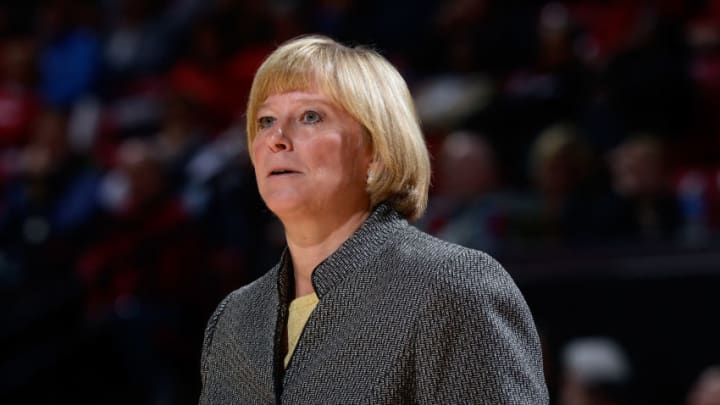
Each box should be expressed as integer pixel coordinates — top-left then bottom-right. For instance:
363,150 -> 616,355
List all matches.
262,195 -> 312,218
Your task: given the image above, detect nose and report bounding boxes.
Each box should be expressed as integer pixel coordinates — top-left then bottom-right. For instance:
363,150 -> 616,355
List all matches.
268,126 -> 292,153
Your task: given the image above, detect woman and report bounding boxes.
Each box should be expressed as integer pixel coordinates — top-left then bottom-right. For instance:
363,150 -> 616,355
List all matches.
199,35 -> 548,404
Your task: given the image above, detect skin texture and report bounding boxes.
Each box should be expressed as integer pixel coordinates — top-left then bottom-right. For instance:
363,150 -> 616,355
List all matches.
252,90 -> 374,297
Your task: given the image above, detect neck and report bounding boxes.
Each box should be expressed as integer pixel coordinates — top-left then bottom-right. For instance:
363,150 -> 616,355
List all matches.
282,207 -> 371,298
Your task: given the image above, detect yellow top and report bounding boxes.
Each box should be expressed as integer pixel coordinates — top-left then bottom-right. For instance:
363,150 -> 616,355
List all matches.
284,292 -> 319,368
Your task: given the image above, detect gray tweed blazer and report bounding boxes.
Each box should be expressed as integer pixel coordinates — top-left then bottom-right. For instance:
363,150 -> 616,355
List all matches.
199,204 -> 549,404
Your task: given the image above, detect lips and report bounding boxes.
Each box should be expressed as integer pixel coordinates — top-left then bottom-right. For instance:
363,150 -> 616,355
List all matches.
268,168 -> 300,177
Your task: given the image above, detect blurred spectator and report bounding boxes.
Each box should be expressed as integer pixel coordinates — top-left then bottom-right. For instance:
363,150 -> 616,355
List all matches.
687,366 -> 720,405
101,0 -> 204,85
463,2 -> 586,185
79,138 -> 207,404
0,108 -> 102,278
421,0 -> 536,75
674,166 -> 720,241
426,0 -> 491,73
420,130 -> 507,253
182,123 -> 275,281
567,1 -> 645,69
36,0 -> 101,107
168,13 -> 270,131
168,18 -> 234,130
606,135 -> 681,242
0,36 -> 39,149
153,91 -> 205,192
82,138 -> 197,309
560,337 -> 633,405
507,122 -> 604,246
685,3 -> 720,166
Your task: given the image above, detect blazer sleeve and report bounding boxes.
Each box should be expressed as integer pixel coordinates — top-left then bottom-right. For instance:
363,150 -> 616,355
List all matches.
198,292 -> 233,404
413,253 -> 549,404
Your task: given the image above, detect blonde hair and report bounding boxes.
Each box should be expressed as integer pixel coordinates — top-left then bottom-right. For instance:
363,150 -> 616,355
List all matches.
246,35 -> 430,221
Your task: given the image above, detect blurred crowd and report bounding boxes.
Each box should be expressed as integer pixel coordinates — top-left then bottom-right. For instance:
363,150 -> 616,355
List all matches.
1,0 -> 719,404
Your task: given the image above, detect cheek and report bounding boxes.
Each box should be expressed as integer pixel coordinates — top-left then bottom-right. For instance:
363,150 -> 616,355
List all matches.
250,143 -> 266,181
302,135 -> 341,164
250,138 -> 262,159
250,139 -> 267,166
309,137 -> 365,177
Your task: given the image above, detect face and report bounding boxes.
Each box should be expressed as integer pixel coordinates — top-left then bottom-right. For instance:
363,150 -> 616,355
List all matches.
252,90 -> 373,220
610,142 -> 663,197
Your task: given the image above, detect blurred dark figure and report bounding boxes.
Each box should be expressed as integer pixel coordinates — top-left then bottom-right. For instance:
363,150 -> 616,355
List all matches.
101,0 -> 204,85
427,0 -> 491,72
179,121 -> 273,282
35,0 -> 101,107
467,2 -> 586,186
606,135 -> 681,242
168,18 -> 237,131
0,108 -> 101,403
79,138 -> 207,404
509,0 -> 589,164
153,91 -> 205,192
421,0 -> 538,75
508,123 -> 603,246
560,337 -> 633,405
420,130 -> 507,253
0,35 -> 39,149
0,108 -> 102,278
168,12 -> 270,131
672,166 -> 720,244
687,366 -> 720,405
95,0 -> 207,149
568,1 -> 691,138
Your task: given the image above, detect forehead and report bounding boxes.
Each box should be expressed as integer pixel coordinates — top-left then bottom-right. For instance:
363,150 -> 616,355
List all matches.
259,90 -> 335,109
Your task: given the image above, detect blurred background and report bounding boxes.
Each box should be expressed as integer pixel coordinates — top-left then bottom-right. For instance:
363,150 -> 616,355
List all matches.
0,0 -> 719,404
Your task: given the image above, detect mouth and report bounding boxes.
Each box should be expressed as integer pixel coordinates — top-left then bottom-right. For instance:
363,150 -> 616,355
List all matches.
268,169 -> 300,177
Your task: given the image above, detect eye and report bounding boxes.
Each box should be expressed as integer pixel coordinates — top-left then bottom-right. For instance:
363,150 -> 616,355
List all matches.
301,110 -> 322,125
258,116 -> 276,129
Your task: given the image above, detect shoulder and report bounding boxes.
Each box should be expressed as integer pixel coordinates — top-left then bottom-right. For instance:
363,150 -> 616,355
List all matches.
219,266 -> 278,312
398,229 -> 549,403
389,225 -> 516,298
384,225 -> 534,330
201,267 -> 278,350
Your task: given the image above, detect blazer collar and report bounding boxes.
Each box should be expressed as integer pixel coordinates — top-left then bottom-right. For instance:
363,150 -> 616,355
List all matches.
313,203 -> 404,297
276,203 -> 405,300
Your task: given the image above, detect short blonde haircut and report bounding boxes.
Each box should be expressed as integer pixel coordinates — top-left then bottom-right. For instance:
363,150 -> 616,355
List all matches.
246,35 -> 431,221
